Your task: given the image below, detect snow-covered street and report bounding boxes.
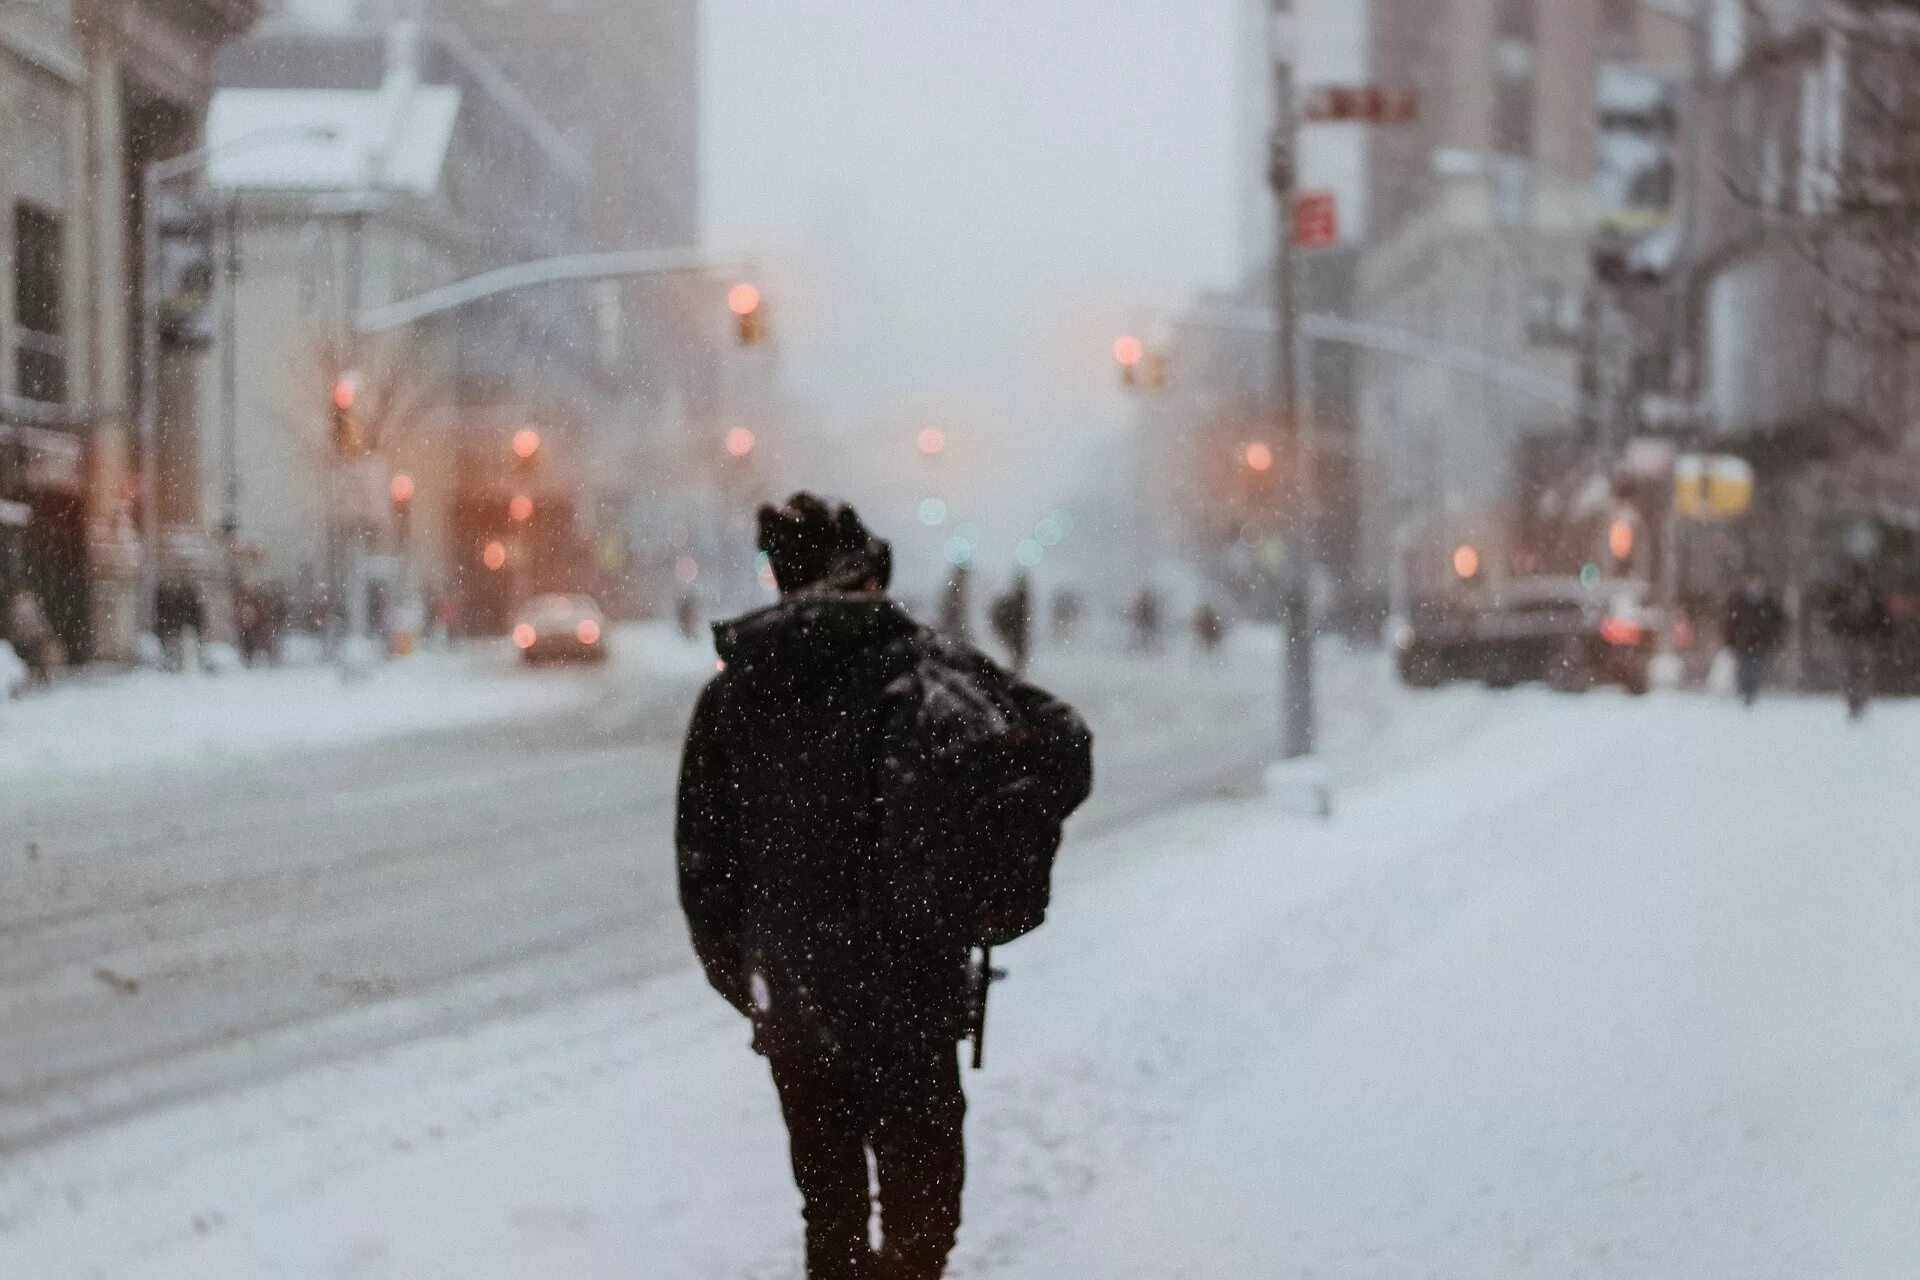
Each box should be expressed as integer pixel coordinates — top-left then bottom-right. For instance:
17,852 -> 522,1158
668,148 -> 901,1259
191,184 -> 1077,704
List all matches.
3,670 -> 1913,1278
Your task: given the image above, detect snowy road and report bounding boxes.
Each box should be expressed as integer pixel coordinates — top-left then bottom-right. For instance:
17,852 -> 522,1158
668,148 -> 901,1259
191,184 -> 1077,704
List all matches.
10,664 -> 1910,1279
0,632 -> 1335,1158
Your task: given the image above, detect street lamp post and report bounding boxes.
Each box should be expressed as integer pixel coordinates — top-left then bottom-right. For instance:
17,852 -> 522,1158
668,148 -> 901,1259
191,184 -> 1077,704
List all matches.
1268,0 -> 1315,760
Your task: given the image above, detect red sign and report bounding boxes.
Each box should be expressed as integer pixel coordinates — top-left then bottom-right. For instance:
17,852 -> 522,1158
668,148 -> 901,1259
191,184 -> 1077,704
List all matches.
1294,190 -> 1339,249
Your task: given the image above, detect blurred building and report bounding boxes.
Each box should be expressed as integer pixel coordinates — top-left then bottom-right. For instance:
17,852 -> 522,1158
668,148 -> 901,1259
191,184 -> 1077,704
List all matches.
2,0 -> 263,664
1681,0 -> 1920,679
1355,0 -> 1691,601
214,15 -> 607,636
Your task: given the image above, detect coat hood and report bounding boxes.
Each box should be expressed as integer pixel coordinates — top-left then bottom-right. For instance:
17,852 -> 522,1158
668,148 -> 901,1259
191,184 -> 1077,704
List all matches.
713,593 -> 920,681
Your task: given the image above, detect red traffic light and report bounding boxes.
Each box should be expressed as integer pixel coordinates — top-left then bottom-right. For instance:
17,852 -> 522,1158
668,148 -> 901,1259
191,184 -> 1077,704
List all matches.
727,283 -> 763,317
918,427 -> 947,457
725,427 -> 757,458
389,473 -> 416,504
331,374 -> 359,412
508,494 -> 535,523
1113,336 -> 1146,368
511,428 -> 542,461
1243,441 -> 1275,473
1454,544 -> 1481,580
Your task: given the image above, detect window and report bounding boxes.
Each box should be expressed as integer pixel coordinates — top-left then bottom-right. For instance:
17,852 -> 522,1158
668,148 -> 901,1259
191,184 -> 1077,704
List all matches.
13,203 -> 67,405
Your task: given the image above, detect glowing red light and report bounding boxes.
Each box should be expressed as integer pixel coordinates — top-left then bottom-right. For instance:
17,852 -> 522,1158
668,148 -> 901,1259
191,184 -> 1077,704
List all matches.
1608,518 -> 1636,561
1454,545 -> 1481,579
483,540 -> 507,571
575,619 -> 601,645
918,427 -> 947,456
727,283 -> 763,317
512,623 -> 537,650
1600,617 -> 1645,647
1113,336 -> 1146,368
1244,442 -> 1274,473
511,428 -> 542,460
388,473 -> 416,504
725,427 -> 757,458
508,494 -> 534,523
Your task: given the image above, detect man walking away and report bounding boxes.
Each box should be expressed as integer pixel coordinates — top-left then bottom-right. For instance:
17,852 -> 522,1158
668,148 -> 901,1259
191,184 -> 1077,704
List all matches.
1825,566 -> 1892,720
1724,574 -> 1787,706
677,493 -> 1092,1279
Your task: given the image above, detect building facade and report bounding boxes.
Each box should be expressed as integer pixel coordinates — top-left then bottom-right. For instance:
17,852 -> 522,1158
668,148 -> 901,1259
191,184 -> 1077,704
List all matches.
1683,0 -> 1920,678
2,0 -> 261,665
1355,0 -> 1690,600
211,15 -> 614,635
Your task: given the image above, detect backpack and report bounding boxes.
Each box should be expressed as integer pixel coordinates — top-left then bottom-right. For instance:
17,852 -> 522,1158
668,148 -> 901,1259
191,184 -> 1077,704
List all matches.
878,648 -> 1093,946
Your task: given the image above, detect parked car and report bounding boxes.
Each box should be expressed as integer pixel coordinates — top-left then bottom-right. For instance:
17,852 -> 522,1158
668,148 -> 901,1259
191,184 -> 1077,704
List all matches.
1394,577 -> 1659,695
511,594 -> 609,665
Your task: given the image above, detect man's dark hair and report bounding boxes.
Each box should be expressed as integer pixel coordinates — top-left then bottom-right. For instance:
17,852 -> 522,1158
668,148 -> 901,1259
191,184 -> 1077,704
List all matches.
757,492 -> 893,593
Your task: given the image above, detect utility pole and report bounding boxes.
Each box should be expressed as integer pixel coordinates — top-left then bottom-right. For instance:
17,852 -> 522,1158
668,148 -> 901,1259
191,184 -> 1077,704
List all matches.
1268,0 -> 1315,759
220,196 -> 242,634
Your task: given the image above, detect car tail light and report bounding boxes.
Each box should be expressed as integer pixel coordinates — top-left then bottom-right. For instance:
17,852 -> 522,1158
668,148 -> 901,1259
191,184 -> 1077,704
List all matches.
576,619 -> 601,645
513,623 -> 537,650
1600,617 -> 1644,647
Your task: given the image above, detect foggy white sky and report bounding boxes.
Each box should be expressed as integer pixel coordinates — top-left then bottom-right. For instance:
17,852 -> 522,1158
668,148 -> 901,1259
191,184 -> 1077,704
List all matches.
699,0 -> 1366,572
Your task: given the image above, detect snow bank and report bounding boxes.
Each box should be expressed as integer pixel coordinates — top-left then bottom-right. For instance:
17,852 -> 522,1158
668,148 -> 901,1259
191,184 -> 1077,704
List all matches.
0,624 -> 716,781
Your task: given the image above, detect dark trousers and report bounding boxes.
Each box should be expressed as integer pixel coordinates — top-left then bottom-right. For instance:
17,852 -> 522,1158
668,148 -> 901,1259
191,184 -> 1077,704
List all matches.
767,1040 -> 966,1280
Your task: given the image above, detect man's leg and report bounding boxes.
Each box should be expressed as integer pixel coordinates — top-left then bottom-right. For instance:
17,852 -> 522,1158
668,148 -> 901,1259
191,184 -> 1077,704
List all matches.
767,1053 -> 877,1280
871,1041 -> 966,1278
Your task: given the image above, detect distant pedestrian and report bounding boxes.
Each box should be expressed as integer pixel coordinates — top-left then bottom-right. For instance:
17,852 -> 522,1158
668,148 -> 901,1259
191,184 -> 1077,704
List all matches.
1050,587 -> 1083,645
675,592 -> 702,642
938,565 -> 972,643
1723,574 -> 1787,706
154,576 -> 205,672
677,492 -> 1092,1280
6,589 -> 57,686
1129,586 -> 1162,656
1192,601 -> 1227,661
1824,566 -> 1892,720
988,572 -> 1033,675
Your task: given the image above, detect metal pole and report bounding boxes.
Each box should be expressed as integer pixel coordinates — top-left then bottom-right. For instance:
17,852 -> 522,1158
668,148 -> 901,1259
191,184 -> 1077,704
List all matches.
220,196 -> 242,633
1269,0 -> 1314,759
137,166 -> 161,637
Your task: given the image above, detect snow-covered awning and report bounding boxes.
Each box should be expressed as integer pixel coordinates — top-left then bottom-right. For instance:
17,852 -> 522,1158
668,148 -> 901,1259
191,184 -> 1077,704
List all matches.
207,84 -> 460,196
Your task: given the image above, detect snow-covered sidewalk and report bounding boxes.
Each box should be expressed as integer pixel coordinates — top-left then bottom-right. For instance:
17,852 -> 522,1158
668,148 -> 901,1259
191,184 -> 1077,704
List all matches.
4,687 -> 1915,1278
0,625 -> 716,780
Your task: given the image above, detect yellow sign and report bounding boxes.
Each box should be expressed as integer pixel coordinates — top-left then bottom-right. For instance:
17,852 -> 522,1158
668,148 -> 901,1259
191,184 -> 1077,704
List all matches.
1675,454 -> 1754,521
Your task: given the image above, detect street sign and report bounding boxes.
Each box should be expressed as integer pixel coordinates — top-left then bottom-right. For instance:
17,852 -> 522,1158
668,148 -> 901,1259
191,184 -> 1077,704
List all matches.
1674,454 -> 1753,520
1301,86 -> 1417,125
1294,190 -> 1339,249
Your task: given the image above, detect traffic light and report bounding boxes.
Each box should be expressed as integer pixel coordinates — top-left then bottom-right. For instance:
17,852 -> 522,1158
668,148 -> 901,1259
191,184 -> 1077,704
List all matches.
1608,517 -> 1636,567
1113,335 -> 1145,388
389,473 -> 415,537
725,427 -> 756,458
1243,441 -> 1275,474
1453,544 -> 1482,581
918,426 -> 947,457
511,428 -> 542,471
331,373 -> 363,456
729,283 -> 767,346
508,494 -> 534,523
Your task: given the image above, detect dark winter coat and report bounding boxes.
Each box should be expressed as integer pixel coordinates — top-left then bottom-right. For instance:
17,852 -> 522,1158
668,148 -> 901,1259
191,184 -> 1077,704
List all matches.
1724,592 -> 1787,657
1826,582 -> 1893,644
677,593 -> 1032,1064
